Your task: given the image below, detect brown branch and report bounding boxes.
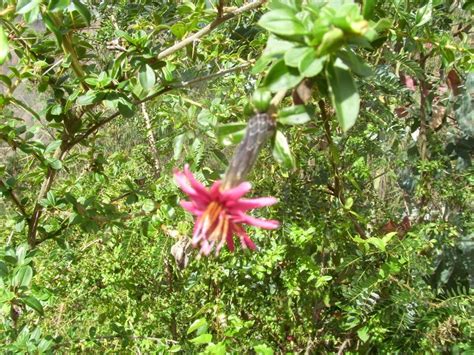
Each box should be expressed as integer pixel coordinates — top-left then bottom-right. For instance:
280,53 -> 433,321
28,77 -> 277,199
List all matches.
156,0 -> 266,60
141,103 -> 160,176
27,146 -> 67,247
0,181 -> 29,219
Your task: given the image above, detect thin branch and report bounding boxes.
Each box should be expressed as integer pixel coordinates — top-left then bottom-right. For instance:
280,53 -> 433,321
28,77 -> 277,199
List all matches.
68,63 -> 251,149
141,103 -> 161,176
156,0 -> 266,60
0,181 -> 29,219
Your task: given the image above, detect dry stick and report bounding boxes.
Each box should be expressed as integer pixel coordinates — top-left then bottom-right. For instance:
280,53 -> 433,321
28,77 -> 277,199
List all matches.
141,103 -> 161,176
318,100 -> 366,238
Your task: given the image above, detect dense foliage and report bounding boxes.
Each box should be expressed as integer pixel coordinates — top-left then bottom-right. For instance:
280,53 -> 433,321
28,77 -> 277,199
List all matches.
0,0 -> 472,353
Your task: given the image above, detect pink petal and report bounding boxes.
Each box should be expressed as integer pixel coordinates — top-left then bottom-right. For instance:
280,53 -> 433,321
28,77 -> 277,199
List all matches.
174,170 -> 197,196
184,164 -> 211,197
229,197 -> 278,211
234,224 -> 256,250
226,226 -> 235,252
209,180 -> 222,200
220,182 -> 252,201
237,212 -> 280,229
180,201 -> 203,215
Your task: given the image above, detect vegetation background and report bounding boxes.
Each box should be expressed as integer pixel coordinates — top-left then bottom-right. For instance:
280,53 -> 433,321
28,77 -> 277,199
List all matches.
0,0 -> 472,353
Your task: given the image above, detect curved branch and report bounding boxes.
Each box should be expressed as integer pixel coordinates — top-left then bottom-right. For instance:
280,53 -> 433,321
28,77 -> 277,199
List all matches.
156,0 -> 266,60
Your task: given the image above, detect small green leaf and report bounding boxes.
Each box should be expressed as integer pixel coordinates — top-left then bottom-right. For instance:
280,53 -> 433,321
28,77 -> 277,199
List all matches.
77,90 -> 101,105
0,26 -> 9,65
362,0 -> 377,19
142,199 -> 155,213
139,64 -> 156,91
46,158 -> 63,170
169,345 -> 182,353
190,333 -> 212,345
216,123 -> 246,146
258,9 -> 307,36
326,58 -> 360,132
357,326 -> 370,342
337,50 -> 373,77
48,0 -> 71,12
71,0 -> 91,25
187,318 -> 207,335
284,47 -> 312,68
264,59 -> 302,92
13,265 -> 33,288
254,344 -> 274,355
272,131 -> 295,169
298,51 -> 326,78
205,342 -> 226,355
45,140 -> 62,154
316,28 -> 344,57
415,0 -> 432,27
277,105 -> 311,125
22,295 -> 44,315
173,133 -> 185,160
252,88 -> 272,112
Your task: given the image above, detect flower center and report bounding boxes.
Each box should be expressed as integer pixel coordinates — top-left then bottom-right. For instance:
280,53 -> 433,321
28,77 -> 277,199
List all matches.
200,201 -> 230,243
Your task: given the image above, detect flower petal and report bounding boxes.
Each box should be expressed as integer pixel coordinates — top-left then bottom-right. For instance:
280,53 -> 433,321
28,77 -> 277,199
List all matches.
226,226 -> 235,252
184,164 -> 211,197
234,224 -> 256,250
229,197 -> 278,211
237,212 -> 280,229
220,181 -> 252,201
180,201 -> 203,215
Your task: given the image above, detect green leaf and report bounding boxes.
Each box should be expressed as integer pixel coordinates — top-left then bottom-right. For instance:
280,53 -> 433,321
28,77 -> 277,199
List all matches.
254,344 -> 274,355
272,131 -> 295,169
77,90 -> 101,105
277,105 -> 311,125
142,199 -> 155,213
263,59 -> 302,92
48,0 -> 71,12
173,133 -> 185,160
16,0 -> 40,15
190,333 -> 212,345
362,0 -> 377,20
326,58 -> 360,132
139,64 -> 156,91
46,158 -> 63,170
21,295 -> 44,315
298,51 -> 326,78
0,26 -> 9,65
169,345 -> 182,353
187,318 -> 207,334
316,28 -> 344,57
415,0 -> 432,27
205,342 -> 226,355
357,326 -> 370,342
45,140 -> 62,154
71,0 -> 91,25
258,9 -> 307,36
117,98 -> 135,118
13,265 -> 33,288
252,88 -> 272,112
216,123 -> 246,146
337,50 -> 373,77
284,47 -> 312,68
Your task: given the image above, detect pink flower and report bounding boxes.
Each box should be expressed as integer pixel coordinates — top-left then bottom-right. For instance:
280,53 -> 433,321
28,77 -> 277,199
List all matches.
174,165 -> 279,256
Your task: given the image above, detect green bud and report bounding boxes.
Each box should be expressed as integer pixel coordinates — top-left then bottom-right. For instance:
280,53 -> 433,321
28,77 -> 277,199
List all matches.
251,88 -> 272,113
316,28 -> 344,57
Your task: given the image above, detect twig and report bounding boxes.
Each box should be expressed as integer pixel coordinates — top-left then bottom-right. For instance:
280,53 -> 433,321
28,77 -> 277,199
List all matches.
0,181 -> 29,219
156,0 -> 266,60
337,337 -> 352,355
